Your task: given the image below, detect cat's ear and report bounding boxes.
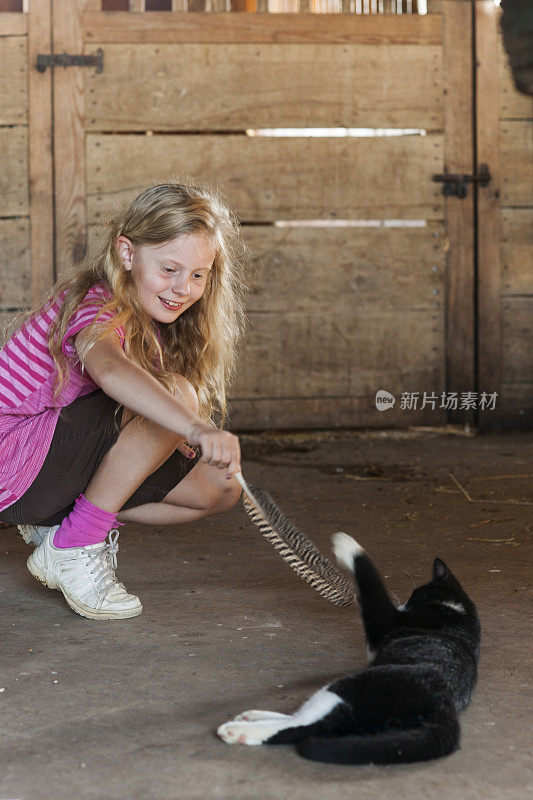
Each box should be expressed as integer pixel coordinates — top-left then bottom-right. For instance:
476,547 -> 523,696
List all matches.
433,558 -> 450,580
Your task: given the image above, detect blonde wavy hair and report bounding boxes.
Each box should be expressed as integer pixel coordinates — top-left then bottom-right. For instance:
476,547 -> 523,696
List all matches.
15,182 -> 251,425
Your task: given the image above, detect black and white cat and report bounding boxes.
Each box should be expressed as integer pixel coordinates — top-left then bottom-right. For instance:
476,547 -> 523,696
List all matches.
218,533 -> 480,764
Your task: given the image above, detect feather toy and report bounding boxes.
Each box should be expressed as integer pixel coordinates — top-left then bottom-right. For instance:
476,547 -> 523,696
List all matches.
235,473 -> 355,608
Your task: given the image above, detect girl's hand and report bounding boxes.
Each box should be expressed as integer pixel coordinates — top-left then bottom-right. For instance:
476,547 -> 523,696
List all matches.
188,423 -> 241,478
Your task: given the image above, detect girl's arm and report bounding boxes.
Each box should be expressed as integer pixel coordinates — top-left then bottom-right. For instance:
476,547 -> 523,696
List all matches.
76,328 -> 241,476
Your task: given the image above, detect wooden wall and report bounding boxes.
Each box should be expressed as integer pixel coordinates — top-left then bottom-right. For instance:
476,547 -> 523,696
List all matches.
0,2 -> 531,431
81,11 -> 446,430
497,29 -> 533,427
0,12 -> 29,336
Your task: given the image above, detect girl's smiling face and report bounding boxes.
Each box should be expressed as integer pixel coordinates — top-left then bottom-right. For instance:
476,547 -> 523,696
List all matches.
116,233 -> 215,323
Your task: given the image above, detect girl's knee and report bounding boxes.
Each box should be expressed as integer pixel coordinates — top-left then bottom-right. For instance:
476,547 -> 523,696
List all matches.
173,374 -> 199,414
208,480 -> 241,515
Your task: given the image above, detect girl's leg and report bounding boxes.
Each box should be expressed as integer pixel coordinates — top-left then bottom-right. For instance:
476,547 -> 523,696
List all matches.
25,376 -> 238,620
116,461 -> 241,525
84,375 -> 240,523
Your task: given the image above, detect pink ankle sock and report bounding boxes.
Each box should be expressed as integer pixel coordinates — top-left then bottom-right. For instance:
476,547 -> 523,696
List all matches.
53,494 -> 120,549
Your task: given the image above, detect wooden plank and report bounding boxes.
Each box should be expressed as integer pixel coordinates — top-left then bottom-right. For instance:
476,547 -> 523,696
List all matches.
86,133 -> 444,222
0,13 -> 27,36
502,209 -> 533,296
85,43 -> 442,131
28,0 -> 54,302
497,383 -> 533,428
443,0 -> 475,422
53,0 -> 89,275
232,310 -> 444,398
500,120 -> 533,207
0,35 -> 26,124
0,127 -> 27,216
498,33 -> 533,120
228,395 -> 447,431
476,0 -> 503,430
87,223 -> 448,299
241,225 -> 446,313
0,218 -> 30,307
502,297 -> 533,385
82,11 -> 443,44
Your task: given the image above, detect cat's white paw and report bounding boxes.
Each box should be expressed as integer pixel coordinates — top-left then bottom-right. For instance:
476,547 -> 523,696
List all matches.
332,532 -> 364,573
233,709 -> 290,722
217,720 -> 265,746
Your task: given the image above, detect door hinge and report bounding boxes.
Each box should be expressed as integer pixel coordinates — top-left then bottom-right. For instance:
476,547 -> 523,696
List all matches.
36,48 -> 104,74
432,164 -> 491,199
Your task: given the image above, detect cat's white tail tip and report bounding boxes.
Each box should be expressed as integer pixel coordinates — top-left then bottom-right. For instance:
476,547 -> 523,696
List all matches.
332,533 -> 365,573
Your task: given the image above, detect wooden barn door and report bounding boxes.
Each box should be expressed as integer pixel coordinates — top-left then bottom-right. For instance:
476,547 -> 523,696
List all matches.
29,1 -> 478,430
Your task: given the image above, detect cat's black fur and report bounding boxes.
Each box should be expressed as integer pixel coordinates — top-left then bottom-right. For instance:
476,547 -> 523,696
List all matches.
267,542 -> 480,764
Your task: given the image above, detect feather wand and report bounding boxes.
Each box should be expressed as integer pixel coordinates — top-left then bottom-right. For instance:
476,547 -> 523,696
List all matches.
235,473 -> 355,608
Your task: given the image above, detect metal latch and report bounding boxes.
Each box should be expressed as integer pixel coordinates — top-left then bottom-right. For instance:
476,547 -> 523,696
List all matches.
432,164 -> 491,198
36,48 -> 104,74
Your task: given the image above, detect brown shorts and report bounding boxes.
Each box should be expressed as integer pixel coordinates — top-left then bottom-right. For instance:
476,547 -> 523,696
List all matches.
0,389 -> 199,527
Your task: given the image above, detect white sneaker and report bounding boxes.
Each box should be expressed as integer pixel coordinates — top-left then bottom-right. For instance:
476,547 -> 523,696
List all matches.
18,523 -> 56,547
27,529 -> 143,620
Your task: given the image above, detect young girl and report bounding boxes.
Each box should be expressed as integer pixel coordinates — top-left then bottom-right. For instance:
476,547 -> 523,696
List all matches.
0,182 -> 249,621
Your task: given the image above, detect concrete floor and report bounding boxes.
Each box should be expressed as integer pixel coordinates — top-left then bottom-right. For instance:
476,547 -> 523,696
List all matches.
0,429 -> 531,800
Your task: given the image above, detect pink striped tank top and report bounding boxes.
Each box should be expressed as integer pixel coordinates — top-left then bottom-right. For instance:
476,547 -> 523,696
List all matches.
0,282 -> 124,511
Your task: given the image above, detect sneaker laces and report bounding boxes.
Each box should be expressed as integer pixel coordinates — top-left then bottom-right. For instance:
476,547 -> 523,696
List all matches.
85,530 -> 125,598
